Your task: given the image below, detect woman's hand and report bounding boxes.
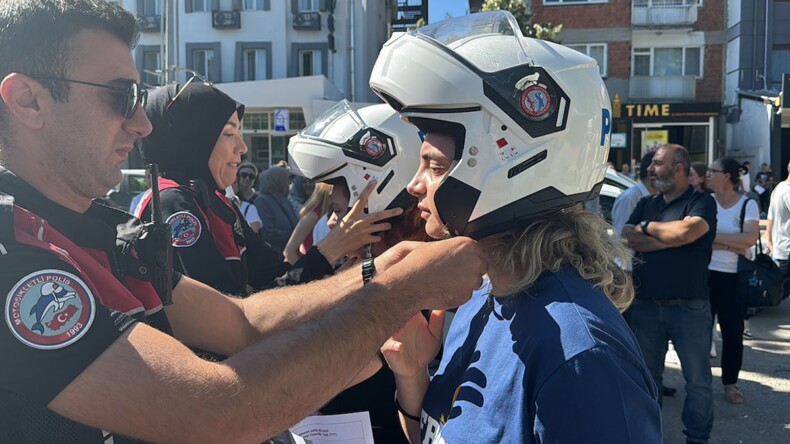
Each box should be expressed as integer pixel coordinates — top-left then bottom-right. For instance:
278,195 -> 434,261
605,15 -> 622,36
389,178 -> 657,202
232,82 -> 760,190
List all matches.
316,180 -> 403,263
382,310 -> 445,379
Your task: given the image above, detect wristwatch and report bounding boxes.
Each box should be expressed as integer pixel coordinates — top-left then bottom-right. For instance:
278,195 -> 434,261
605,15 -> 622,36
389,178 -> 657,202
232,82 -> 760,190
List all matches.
640,220 -> 651,236
362,257 -> 376,285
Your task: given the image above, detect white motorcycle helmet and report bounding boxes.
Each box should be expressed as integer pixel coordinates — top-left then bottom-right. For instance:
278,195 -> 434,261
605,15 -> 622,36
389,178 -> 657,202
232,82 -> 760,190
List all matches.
288,100 -> 423,212
369,11 -> 612,239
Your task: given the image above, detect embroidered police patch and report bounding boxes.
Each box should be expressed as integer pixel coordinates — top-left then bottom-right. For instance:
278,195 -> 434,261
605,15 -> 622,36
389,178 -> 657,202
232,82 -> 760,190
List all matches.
5,270 -> 96,350
166,211 -> 202,248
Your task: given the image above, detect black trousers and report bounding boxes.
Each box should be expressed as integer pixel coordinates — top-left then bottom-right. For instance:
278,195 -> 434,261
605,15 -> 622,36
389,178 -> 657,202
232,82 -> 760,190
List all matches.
708,270 -> 745,385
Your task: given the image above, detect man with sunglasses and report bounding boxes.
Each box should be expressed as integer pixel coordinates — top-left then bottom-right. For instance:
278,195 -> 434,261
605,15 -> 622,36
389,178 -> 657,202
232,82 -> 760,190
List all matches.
0,1 -> 486,442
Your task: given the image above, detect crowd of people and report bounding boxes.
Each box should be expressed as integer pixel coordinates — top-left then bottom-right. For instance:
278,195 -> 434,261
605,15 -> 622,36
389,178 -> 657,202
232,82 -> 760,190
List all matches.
2,1 -> 786,443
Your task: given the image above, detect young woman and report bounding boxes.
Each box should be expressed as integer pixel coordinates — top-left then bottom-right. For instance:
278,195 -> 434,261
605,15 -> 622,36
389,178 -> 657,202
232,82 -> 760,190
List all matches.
369,12 -> 661,443
705,156 -> 760,404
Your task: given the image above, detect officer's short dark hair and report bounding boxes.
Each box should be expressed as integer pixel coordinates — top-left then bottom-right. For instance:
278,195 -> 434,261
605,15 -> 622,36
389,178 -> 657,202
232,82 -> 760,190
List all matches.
0,0 -> 139,145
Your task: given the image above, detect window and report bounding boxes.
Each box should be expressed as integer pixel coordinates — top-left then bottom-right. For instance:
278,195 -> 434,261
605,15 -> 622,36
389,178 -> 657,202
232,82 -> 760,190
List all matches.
567,43 -> 607,77
771,47 -> 790,84
140,0 -> 161,15
544,0 -> 608,5
143,50 -> 161,86
192,49 -> 214,80
299,0 -> 319,11
186,0 -> 206,12
245,0 -> 267,9
632,47 -> 702,78
243,113 -> 271,131
298,50 -> 322,76
242,49 -> 267,81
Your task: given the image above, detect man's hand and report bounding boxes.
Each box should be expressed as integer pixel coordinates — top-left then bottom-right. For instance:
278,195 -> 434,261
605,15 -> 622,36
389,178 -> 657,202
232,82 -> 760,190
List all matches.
375,237 -> 486,310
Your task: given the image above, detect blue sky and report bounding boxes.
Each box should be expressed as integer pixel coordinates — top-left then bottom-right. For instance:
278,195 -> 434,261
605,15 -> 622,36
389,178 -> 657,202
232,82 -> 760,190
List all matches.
428,0 -> 470,23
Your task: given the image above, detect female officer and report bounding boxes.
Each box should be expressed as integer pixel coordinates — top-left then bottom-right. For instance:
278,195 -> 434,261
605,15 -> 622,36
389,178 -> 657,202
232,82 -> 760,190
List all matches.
136,81 -> 399,298
369,12 -> 662,443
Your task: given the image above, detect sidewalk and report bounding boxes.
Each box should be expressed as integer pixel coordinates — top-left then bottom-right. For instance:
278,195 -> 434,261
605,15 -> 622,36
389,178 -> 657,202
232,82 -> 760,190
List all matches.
660,301 -> 790,443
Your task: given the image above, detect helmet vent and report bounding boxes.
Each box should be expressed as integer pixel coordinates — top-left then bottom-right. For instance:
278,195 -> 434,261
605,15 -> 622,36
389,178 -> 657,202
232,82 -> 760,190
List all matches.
507,150 -> 547,179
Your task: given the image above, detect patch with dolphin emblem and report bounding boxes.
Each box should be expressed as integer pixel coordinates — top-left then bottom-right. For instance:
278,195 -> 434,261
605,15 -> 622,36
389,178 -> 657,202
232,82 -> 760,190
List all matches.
5,270 -> 96,350
166,211 -> 202,248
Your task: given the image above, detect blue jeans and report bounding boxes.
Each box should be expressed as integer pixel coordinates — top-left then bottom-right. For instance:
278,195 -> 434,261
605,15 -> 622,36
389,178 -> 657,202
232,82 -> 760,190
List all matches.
628,299 -> 713,443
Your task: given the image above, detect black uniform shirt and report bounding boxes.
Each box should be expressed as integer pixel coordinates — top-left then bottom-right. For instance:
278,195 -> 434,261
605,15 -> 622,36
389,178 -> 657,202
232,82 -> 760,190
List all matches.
626,185 -> 717,300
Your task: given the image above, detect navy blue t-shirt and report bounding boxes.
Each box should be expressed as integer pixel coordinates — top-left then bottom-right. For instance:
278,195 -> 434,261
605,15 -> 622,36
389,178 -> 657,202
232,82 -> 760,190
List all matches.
626,186 -> 717,300
420,270 -> 661,443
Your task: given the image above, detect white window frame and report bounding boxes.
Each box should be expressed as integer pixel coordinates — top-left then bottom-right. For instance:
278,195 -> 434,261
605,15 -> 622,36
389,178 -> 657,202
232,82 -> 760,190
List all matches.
243,49 -> 268,81
192,49 -> 214,81
543,0 -> 609,6
187,0 -> 206,12
631,46 -> 703,79
143,50 -> 161,85
141,0 -> 162,15
299,0 -> 319,12
567,43 -> 608,77
298,50 -> 322,76
244,0 -> 265,10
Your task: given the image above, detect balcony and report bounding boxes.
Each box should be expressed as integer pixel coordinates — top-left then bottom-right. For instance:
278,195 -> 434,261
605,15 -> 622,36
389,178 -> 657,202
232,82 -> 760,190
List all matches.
629,76 -> 696,100
212,10 -> 241,29
632,0 -> 697,26
293,12 -> 321,30
139,14 -> 161,32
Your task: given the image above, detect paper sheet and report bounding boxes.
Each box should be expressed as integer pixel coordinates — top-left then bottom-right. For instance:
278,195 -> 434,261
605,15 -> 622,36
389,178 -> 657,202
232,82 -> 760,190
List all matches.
290,412 -> 375,444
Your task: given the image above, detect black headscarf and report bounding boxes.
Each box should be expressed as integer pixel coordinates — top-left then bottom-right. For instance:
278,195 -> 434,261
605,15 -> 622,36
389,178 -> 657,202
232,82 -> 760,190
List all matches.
139,82 -> 245,190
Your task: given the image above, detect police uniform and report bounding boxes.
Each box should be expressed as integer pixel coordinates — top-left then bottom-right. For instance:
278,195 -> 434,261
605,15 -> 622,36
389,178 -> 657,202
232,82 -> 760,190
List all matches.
137,82 -> 333,298
0,167 -> 178,443
136,176 -> 333,295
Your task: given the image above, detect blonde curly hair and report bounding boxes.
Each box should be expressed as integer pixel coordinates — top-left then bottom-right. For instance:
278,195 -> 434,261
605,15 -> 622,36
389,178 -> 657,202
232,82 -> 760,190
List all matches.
484,209 -> 634,312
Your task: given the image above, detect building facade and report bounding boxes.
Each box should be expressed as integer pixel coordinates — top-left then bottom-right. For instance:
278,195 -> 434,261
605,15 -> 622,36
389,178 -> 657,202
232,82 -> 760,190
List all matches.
528,0 -> 726,169
725,0 -> 790,178
113,0 -> 409,169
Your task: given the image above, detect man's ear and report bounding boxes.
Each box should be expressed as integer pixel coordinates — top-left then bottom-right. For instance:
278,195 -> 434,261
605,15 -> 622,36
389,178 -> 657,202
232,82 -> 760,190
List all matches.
0,73 -> 47,130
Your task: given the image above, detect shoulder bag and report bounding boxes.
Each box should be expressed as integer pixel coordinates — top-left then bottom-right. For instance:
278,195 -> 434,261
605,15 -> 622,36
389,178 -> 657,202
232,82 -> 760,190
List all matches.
736,198 -> 784,308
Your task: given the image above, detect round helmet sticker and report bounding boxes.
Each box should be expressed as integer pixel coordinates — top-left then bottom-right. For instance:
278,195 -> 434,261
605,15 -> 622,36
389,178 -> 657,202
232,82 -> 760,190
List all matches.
364,137 -> 386,158
520,85 -> 553,118
166,211 -> 202,248
5,269 -> 96,350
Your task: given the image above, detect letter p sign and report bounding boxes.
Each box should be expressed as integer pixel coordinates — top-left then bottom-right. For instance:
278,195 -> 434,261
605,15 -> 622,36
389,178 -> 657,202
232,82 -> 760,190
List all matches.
600,108 -> 611,146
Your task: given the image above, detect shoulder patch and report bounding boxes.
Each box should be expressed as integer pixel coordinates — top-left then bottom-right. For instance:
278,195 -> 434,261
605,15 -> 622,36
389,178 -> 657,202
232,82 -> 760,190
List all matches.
5,269 -> 96,350
166,211 -> 202,248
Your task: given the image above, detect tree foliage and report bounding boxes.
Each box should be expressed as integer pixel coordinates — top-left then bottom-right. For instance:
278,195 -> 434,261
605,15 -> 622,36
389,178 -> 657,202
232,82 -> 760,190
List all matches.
481,0 -> 563,42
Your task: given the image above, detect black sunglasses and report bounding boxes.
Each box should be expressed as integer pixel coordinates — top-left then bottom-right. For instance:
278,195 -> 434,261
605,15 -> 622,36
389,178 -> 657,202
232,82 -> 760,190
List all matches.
238,172 -> 256,180
26,75 -> 147,119
166,74 -> 213,111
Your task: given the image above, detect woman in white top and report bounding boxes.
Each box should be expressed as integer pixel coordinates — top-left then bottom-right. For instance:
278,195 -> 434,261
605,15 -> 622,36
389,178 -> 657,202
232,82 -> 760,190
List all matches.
705,156 -> 760,404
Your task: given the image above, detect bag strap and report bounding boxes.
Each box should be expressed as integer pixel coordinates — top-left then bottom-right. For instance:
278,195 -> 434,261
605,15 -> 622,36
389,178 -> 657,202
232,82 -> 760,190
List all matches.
739,197 -> 763,252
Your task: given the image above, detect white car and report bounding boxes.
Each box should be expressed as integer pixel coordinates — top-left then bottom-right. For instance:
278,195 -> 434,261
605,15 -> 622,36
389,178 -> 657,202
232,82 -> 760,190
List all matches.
599,169 -> 637,223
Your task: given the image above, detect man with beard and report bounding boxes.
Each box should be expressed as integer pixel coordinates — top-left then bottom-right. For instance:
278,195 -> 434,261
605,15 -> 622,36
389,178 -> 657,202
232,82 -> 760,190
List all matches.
622,144 -> 717,444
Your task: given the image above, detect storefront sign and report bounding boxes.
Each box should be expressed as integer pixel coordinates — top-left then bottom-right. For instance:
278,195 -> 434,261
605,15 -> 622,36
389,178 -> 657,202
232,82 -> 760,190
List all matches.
624,102 -> 720,119
274,109 -> 289,132
611,133 -> 627,148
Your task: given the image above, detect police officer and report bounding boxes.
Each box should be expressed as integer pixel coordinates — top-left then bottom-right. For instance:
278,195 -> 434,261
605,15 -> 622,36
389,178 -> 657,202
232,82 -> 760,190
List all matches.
0,1 -> 486,442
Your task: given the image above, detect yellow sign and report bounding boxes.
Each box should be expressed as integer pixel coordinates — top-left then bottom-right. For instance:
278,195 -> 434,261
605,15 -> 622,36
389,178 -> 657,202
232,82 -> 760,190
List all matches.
642,130 -> 668,155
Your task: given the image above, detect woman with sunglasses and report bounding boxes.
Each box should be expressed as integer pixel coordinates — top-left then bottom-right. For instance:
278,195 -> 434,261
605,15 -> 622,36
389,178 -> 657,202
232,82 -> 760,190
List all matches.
136,81 -> 398,305
705,157 -> 759,404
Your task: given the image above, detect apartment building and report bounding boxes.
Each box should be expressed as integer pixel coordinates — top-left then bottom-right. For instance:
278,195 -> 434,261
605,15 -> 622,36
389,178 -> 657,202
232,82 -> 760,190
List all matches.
112,0 -> 415,168
527,0 -> 725,167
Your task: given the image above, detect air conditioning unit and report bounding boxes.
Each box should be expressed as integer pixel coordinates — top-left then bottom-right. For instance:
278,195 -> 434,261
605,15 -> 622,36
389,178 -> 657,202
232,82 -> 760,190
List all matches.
212,11 -> 241,29
139,15 -> 161,32
293,12 -> 321,30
